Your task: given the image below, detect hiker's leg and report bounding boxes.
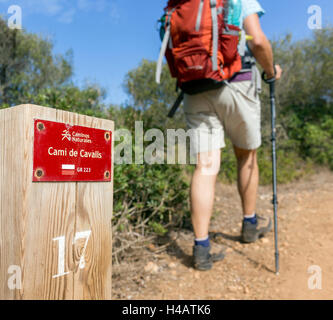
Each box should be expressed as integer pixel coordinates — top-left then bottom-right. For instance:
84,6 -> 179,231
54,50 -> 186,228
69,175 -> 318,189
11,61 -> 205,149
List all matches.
191,149 -> 221,239
234,146 -> 259,216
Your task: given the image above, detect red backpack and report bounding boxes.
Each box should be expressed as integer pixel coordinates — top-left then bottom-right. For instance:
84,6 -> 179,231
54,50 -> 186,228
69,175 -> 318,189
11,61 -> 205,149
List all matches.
156,0 -> 243,99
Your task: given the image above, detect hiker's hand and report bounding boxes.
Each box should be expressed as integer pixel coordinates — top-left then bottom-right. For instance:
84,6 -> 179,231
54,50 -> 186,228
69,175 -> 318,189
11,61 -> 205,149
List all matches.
266,65 -> 282,81
274,65 -> 282,80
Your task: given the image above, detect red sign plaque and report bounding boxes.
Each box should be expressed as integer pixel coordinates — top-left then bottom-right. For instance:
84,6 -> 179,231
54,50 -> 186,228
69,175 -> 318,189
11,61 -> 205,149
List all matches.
33,119 -> 112,182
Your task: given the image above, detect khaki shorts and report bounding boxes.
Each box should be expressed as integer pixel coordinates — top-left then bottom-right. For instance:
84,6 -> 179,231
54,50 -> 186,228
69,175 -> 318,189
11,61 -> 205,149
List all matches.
183,81 -> 261,154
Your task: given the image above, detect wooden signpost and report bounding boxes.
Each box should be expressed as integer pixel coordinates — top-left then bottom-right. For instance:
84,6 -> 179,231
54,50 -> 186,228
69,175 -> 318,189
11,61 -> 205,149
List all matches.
0,104 -> 114,300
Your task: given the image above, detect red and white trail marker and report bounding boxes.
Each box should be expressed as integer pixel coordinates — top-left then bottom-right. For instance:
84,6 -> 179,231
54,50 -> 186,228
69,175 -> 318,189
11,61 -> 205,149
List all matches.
33,119 -> 112,182
61,164 -> 75,176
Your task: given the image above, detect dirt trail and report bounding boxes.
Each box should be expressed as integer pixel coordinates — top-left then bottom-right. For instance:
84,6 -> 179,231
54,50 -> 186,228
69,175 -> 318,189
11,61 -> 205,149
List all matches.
112,170 -> 333,300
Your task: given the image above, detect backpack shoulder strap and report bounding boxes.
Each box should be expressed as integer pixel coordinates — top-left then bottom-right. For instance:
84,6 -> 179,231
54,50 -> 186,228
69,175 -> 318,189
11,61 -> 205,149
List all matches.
238,30 -> 247,56
156,9 -> 175,84
156,23 -> 171,84
210,0 -> 218,71
195,0 -> 205,31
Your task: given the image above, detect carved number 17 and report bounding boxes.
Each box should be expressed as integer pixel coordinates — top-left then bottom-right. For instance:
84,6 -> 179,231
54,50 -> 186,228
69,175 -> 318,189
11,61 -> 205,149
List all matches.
52,230 -> 92,279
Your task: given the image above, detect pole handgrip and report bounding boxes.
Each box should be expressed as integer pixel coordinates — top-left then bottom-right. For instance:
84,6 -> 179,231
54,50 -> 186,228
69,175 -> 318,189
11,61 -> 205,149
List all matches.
262,65 -> 277,84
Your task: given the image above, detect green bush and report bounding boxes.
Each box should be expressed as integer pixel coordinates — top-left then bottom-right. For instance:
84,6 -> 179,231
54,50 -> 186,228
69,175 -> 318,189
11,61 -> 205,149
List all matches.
23,86 -> 107,118
258,147 -> 313,184
302,118 -> 333,169
218,139 -> 312,185
113,163 -> 189,233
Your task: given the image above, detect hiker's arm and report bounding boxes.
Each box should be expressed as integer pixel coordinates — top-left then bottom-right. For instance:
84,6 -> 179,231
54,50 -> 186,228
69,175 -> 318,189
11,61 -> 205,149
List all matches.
243,13 -> 282,80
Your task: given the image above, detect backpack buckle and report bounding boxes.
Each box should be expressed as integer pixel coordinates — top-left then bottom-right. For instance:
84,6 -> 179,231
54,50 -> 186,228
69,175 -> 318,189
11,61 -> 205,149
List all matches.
210,0 -> 217,8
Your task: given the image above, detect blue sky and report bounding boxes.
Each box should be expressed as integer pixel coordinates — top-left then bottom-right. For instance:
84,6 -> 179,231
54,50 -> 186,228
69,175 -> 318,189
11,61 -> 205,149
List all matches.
0,0 -> 332,106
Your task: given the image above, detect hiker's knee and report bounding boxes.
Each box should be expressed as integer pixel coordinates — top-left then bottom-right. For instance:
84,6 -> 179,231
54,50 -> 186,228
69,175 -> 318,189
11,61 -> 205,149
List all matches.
195,149 -> 221,176
234,146 -> 257,165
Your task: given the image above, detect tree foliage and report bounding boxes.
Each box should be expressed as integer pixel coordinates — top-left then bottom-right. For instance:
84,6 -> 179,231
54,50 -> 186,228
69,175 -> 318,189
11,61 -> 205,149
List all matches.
267,28 -> 333,168
0,17 -> 72,106
124,59 -> 185,130
25,85 -> 107,117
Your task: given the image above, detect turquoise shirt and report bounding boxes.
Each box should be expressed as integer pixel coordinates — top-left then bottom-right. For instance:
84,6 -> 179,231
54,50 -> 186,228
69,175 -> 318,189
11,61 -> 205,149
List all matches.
239,0 -> 265,57
240,0 -> 265,27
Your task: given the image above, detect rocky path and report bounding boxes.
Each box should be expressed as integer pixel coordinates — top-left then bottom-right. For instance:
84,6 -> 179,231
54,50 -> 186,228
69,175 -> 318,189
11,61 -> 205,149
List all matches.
112,170 -> 333,300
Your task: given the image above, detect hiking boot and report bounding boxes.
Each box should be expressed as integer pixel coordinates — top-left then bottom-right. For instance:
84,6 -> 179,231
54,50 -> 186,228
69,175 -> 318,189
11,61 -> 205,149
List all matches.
193,245 -> 225,271
241,214 -> 272,243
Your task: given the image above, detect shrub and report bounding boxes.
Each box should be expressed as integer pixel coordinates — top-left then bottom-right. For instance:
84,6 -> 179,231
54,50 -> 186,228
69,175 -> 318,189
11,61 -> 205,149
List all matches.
112,163 -> 190,260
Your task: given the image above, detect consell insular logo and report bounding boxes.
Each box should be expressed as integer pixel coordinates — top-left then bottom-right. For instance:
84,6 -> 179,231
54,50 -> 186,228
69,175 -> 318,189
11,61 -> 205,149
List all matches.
62,130 -> 92,144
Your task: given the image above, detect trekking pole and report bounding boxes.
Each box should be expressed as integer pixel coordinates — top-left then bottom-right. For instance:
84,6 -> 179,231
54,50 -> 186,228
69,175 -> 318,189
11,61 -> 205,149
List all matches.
262,70 -> 279,275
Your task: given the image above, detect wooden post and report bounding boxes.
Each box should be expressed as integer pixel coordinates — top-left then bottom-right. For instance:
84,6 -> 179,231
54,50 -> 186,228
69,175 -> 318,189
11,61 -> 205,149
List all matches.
0,105 -> 114,300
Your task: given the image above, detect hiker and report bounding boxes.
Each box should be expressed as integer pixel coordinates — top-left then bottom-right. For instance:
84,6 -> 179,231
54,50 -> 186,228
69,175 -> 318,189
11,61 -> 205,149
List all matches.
156,0 -> 283,271
184,0 -> 282,270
